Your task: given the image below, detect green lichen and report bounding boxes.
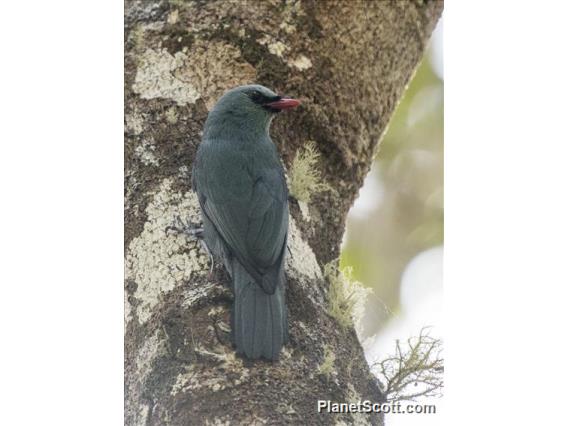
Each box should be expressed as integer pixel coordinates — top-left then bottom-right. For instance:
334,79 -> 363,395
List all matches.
131,24 -> 145,51
132,48 -> 201,106
373,327 -> 444,402
318,345 -> 336,380
324,261 -> 371,331
125,179 -> 208,324
288,141 -> 332,203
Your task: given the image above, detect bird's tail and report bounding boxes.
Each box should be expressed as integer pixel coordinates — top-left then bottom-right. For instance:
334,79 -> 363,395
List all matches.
231,260 -> 288,360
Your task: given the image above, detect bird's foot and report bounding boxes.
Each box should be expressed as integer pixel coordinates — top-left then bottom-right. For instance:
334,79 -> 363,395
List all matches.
165,216 -> 203,238
166,216 -> 215,276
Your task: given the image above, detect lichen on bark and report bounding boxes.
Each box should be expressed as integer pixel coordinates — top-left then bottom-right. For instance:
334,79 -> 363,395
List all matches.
125,1 -> 443,425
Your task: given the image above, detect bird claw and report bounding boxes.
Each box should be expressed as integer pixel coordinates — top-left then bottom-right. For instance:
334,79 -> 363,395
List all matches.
165,215 -> 204,238
165,215 -> 215,276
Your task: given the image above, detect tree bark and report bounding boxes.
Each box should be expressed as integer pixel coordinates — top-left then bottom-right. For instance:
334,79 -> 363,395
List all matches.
124,1 -> 443,425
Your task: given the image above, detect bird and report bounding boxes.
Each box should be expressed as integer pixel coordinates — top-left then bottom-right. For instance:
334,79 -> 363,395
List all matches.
192,84 -> 301,360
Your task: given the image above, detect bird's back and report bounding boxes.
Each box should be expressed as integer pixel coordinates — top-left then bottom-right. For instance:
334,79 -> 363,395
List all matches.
192,135 -> 289,359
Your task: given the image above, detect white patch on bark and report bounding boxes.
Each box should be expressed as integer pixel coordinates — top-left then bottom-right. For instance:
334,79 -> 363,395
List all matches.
133,48 -> 201,106
205,418 -> 232,426
135,329 -> 166,384
347,384 -> 372,426
170,365 -> 200,395
165,106 -> 178,124
258,35 -> 288,58
167,8 -> 179,25
171,346 -> 250,396
125,178 -> 208,324
126,112 -> 145,135
181,282 -> 220,309
128,329 -> 166,425
286,217 -> 322,280
173,40 -> 257,110
290,55 -> 313,71
279,0 -> 305,34
178,165 -> 190,179
268,41 -> 288,57
133,42 -> 257,110
298,200 -> 311,221
136,404 -> 150,426
134,140 -> 160,166
257,34 -> 312,71
279,22 -> 296,34
286,217 -> 325,307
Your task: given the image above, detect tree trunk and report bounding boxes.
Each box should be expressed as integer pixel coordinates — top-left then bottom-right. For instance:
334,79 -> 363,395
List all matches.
124,1 -> 443,425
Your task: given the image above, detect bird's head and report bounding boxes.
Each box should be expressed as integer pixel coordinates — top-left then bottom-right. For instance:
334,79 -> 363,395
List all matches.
204,85 -> 300,139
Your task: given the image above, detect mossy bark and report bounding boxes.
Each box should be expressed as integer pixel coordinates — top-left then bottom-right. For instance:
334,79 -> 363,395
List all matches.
124,1 -> 443,425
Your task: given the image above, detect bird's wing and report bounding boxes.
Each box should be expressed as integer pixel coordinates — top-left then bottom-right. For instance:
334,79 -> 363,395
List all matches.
194,140 -> 288,293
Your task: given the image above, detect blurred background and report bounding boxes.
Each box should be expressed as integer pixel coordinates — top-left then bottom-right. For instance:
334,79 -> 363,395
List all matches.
340,19 -> 443,425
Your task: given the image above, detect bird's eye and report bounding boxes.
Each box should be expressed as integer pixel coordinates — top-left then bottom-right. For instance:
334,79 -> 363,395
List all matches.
248,90 -> 264,104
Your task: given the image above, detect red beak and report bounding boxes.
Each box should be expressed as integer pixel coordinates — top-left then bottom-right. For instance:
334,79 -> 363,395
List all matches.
265,97 -> 301,110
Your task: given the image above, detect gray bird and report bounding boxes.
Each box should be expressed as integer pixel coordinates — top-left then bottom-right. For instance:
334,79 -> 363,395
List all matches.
192,84 -> 300,360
